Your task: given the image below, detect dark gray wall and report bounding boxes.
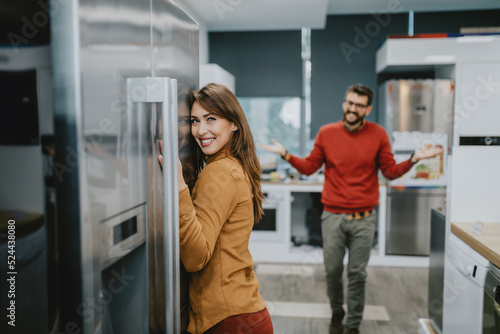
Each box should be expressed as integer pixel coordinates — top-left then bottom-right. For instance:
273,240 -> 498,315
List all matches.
414,10 -> 500,33
311,14 -> 408,135
209,10 -> 500,138
209,31 -> 302,97
311,10 -> 500,136
0,0 -> 51,45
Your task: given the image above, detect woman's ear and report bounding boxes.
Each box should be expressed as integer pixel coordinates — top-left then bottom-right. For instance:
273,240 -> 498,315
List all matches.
231,123 -> 238,132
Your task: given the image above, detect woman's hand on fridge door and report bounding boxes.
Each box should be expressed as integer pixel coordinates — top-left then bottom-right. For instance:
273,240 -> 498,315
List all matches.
411,144 -> 444,164
158,140 -> 164,168
158,140 -> 188,191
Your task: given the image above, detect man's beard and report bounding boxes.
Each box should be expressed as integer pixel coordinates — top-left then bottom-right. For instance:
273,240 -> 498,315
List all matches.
343,111 -> 365,126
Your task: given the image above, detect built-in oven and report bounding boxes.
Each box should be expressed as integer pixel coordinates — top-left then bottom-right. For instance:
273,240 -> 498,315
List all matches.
251,191 -> 286,242
483,264 -> 500,333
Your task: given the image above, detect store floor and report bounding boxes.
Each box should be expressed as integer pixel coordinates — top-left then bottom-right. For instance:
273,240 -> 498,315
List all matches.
255,263 -> 429,334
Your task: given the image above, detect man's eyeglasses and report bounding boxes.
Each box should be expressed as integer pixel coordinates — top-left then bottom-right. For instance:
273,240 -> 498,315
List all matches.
344,99 -> 368,110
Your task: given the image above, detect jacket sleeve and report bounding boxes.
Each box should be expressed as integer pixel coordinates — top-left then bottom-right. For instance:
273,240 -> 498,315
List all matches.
178,162 -> 238,272
288,129 -> 326,175
378,132 -> 413,180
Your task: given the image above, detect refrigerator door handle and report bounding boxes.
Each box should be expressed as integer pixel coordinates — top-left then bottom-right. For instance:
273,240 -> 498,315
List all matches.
163,78 -> 181,334
127,77 -> 180,334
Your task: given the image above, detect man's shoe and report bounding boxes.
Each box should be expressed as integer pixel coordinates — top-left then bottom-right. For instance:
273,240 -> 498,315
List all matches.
344,327 -> 360,334
329,310 -> 345,334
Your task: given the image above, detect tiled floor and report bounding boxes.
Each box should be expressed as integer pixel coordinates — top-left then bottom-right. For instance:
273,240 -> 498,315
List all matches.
255,263 -> 429,334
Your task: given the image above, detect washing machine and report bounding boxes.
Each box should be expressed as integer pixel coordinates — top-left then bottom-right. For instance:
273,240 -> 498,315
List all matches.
442,233 -> 490,333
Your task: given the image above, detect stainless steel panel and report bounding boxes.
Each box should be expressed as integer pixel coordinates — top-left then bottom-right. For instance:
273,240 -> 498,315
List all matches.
428,208 -> 446,331
52,0 -> 153,332
387,187 -> 447,196
51,1 -> 88,332
485,265 -> 500,299
52,0 -> 198,332
381,79 -> 454,146
392,79 -> 435,134
128,76 -> 183,333
386,191 -> 446,256
151,0 -> 199,90
150,2 -> 199,332
483,266 -> 500,333
163,79 -> 181,334
80,0 -> 152,330
80,3 -> 152,217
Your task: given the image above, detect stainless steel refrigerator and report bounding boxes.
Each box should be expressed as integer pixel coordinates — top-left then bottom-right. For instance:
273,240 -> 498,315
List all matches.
51,1 -> 198,333
378,79 -> 453,256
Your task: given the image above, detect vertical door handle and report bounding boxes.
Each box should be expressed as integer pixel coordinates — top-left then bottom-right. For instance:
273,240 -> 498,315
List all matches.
127,77 -> 180,334
163,78 -> 181,334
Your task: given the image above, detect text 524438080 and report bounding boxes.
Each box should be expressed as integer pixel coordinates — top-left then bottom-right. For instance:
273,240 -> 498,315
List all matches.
6,219 -> 16,327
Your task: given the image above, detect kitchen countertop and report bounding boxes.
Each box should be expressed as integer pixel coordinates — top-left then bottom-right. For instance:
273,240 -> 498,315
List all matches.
261,180 -> 387,186
262,180 -> 324,186
261,180 -> 387,193
451,222 -> 500,268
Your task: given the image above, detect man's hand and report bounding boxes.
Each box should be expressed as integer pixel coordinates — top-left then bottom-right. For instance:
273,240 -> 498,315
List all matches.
411,144 -> 444,164
257,139 -> 287,157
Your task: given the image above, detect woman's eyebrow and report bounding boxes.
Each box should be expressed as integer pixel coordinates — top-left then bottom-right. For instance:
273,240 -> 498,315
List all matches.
191,113 -> 214,119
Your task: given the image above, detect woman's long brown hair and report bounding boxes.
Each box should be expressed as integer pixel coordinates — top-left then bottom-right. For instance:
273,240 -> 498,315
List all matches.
189,83 -> 264,222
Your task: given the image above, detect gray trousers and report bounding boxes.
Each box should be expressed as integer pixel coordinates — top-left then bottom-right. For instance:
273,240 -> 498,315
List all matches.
321,210 -> 376,328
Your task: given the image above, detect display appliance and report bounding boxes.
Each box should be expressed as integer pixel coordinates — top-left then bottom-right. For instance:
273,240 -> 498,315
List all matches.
51,1 -> 199,333
378,79 -> 454,256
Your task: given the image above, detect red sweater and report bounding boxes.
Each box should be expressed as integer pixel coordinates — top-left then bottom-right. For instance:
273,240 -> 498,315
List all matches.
288,121 -> 413,213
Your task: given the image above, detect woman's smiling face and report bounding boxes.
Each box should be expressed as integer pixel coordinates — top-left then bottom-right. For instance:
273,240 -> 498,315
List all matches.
190,101 -> 238,156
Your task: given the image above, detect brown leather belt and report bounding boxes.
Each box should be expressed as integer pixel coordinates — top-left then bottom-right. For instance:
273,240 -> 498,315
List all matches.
347,210 -> 373,221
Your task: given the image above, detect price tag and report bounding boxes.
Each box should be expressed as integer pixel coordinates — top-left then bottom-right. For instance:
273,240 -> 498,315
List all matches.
472,220 -> 484,235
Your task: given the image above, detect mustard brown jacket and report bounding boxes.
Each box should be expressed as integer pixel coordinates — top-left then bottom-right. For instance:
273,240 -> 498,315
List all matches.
178,150 -> 266,334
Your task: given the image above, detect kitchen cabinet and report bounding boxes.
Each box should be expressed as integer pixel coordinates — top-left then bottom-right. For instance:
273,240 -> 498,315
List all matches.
249,182 -> 429,267
456,62 -> 500,138
376,35 -> 500,147
442,222 -> 500,334
451,222 -> 500,268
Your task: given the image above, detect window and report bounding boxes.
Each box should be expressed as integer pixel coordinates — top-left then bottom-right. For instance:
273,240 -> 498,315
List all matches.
239,96 -> 313,172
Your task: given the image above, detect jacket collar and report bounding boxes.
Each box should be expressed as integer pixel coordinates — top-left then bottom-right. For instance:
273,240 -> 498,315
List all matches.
206,147 -> 232,165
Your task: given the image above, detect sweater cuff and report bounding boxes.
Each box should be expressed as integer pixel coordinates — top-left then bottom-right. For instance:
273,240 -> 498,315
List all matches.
409,153 -> 417,165
280,149 -> 290,161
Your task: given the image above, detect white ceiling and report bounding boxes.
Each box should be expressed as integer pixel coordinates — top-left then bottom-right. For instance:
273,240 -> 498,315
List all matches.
183,0 -> 500,31
183,0 -> 329,31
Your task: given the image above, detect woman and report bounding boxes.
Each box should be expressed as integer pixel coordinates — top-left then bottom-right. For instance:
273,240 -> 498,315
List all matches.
160,83 -> 273,334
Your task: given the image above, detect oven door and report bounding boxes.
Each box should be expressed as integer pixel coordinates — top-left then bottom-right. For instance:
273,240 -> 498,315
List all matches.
483,265 -> 500,333
250,192 -> 285,242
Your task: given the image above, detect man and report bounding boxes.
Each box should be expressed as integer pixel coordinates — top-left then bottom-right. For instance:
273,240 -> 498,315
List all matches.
259,83 -> 443,334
